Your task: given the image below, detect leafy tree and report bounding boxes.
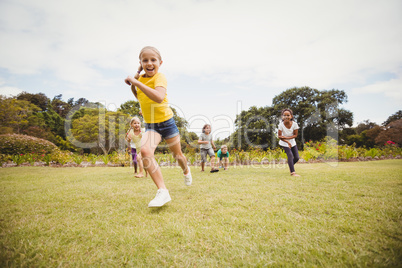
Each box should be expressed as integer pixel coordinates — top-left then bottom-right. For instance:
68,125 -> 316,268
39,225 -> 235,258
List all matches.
67,109 -> 130,154
341,120 -> 380,147
118,100 -> 141,117
37,109 -> 66,138
186,132 -> 198,141
355,120 -> 378,135
376,119 -> 402,146
272,87 -> 352,146
171,107 -> 188,129
51,94 -> 72,118
0,96 -> 41,134
16,92 -> 49,111
68,97 -> 90,108
339,127 -> 355,143
229,87 -> 353,150
231,106 -> 277,150
365,126 -> 383,147
272,87 -> 319,130
383,110 -> 402,126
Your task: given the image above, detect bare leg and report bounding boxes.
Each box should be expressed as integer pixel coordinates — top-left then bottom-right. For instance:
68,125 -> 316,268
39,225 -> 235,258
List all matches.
166,135 -> 189,175
135,153 -> 144,178
134,162 -> 138,174
141,131 -> 165,189
210,156 -> 216,170
201,162 -> 205,171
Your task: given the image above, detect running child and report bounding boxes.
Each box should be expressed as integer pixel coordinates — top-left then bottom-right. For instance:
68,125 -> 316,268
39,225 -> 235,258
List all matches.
198,124 -> 219,173
124,46 -> 192,207
217,145 -> 229,170
126,116 -> 147,178
278,108 -> 300,176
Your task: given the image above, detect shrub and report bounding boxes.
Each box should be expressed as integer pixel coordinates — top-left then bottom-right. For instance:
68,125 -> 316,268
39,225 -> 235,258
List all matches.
11,154 -> 25,166
339,145 -> 359,160
86,154 -> 98,165
72,154 -> 83,165
109,151 -> 130,166
100,154 -> 110,165
0,134 -> 59,155
0,154 -> 11,166
43,154 -> 52,166
51,151 -> 72,165
365,148 -> 380,158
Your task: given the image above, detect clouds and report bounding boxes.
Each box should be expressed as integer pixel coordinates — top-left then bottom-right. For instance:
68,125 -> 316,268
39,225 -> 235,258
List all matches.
352,73 -> 402,101
0,0 -> 401,130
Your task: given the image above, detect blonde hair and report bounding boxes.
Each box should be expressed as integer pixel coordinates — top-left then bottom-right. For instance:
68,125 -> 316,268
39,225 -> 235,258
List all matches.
221,145 -> 227,150
130,116 -> 141,126
135,46 -> 162,79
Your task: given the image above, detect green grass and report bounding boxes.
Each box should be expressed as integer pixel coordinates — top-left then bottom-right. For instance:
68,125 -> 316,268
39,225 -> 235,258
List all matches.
1,160 -> 401,267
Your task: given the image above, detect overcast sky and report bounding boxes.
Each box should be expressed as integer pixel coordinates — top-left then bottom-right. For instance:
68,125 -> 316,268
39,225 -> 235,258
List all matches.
0,0 -> 401,139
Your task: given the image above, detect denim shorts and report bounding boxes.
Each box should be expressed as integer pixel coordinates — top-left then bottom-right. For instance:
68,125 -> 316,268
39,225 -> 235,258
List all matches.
144,117 -> 179,140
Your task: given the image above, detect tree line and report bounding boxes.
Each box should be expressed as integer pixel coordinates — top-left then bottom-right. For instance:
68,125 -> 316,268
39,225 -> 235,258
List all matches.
226,87 -> 401,149
0,87 -> 400,154
0,93 -> 196,154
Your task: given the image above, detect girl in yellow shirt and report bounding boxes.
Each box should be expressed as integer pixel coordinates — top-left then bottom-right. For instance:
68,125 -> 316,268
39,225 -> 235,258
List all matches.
124,46 -> 192,208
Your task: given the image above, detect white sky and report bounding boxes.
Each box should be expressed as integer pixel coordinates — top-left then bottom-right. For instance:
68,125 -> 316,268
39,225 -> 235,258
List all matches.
0,0 -> 401,139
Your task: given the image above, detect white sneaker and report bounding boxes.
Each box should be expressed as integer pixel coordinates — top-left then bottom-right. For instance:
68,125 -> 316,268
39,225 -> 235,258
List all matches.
148,189 -> 171,207
184,169 -> 192,186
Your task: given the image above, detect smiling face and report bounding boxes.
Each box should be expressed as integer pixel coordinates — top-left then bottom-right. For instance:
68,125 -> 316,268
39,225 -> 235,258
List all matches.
131,119 -> 141,130
139,48 -> 163,77
203,125 -> 211,134
282,110 -> 293,122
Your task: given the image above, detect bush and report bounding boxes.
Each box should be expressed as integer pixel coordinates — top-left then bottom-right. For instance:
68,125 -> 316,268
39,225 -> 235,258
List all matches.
51,150 -> 72,165
0,134 -> 60,155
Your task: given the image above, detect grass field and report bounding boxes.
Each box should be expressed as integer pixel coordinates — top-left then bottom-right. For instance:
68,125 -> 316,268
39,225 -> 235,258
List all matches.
0,160 -> 401,267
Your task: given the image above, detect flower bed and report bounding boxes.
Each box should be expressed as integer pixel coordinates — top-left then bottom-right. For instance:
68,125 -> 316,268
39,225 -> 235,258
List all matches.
1,137 -> 401,168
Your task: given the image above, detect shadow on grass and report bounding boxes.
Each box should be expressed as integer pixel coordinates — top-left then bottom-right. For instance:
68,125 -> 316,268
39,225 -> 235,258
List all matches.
148,206 -> 170,213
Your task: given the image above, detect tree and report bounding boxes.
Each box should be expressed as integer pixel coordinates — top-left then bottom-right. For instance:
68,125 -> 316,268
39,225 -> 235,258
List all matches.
67,108 -> 130,154
355,120 -> 378,134
68,97 -> 89,108
375,119 -> 402,146
365,126 -> 383,147
16,92 -> 49,111
0,96 -> 41,134
342,120 -> 380,147
37,109 -> 66,138
383,110 -> 402,126
51,94 -> 72,118
231,106 -> 277,150
272,87 -> 353,146
118,100 -> 141,117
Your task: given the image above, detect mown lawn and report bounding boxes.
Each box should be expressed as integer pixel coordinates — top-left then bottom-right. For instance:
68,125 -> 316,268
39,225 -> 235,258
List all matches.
0,160 -> 401,267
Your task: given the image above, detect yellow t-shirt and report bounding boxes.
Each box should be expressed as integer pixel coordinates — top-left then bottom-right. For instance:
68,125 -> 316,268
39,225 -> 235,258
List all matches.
137,73 -> 173,123
127,128 -> 144,149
